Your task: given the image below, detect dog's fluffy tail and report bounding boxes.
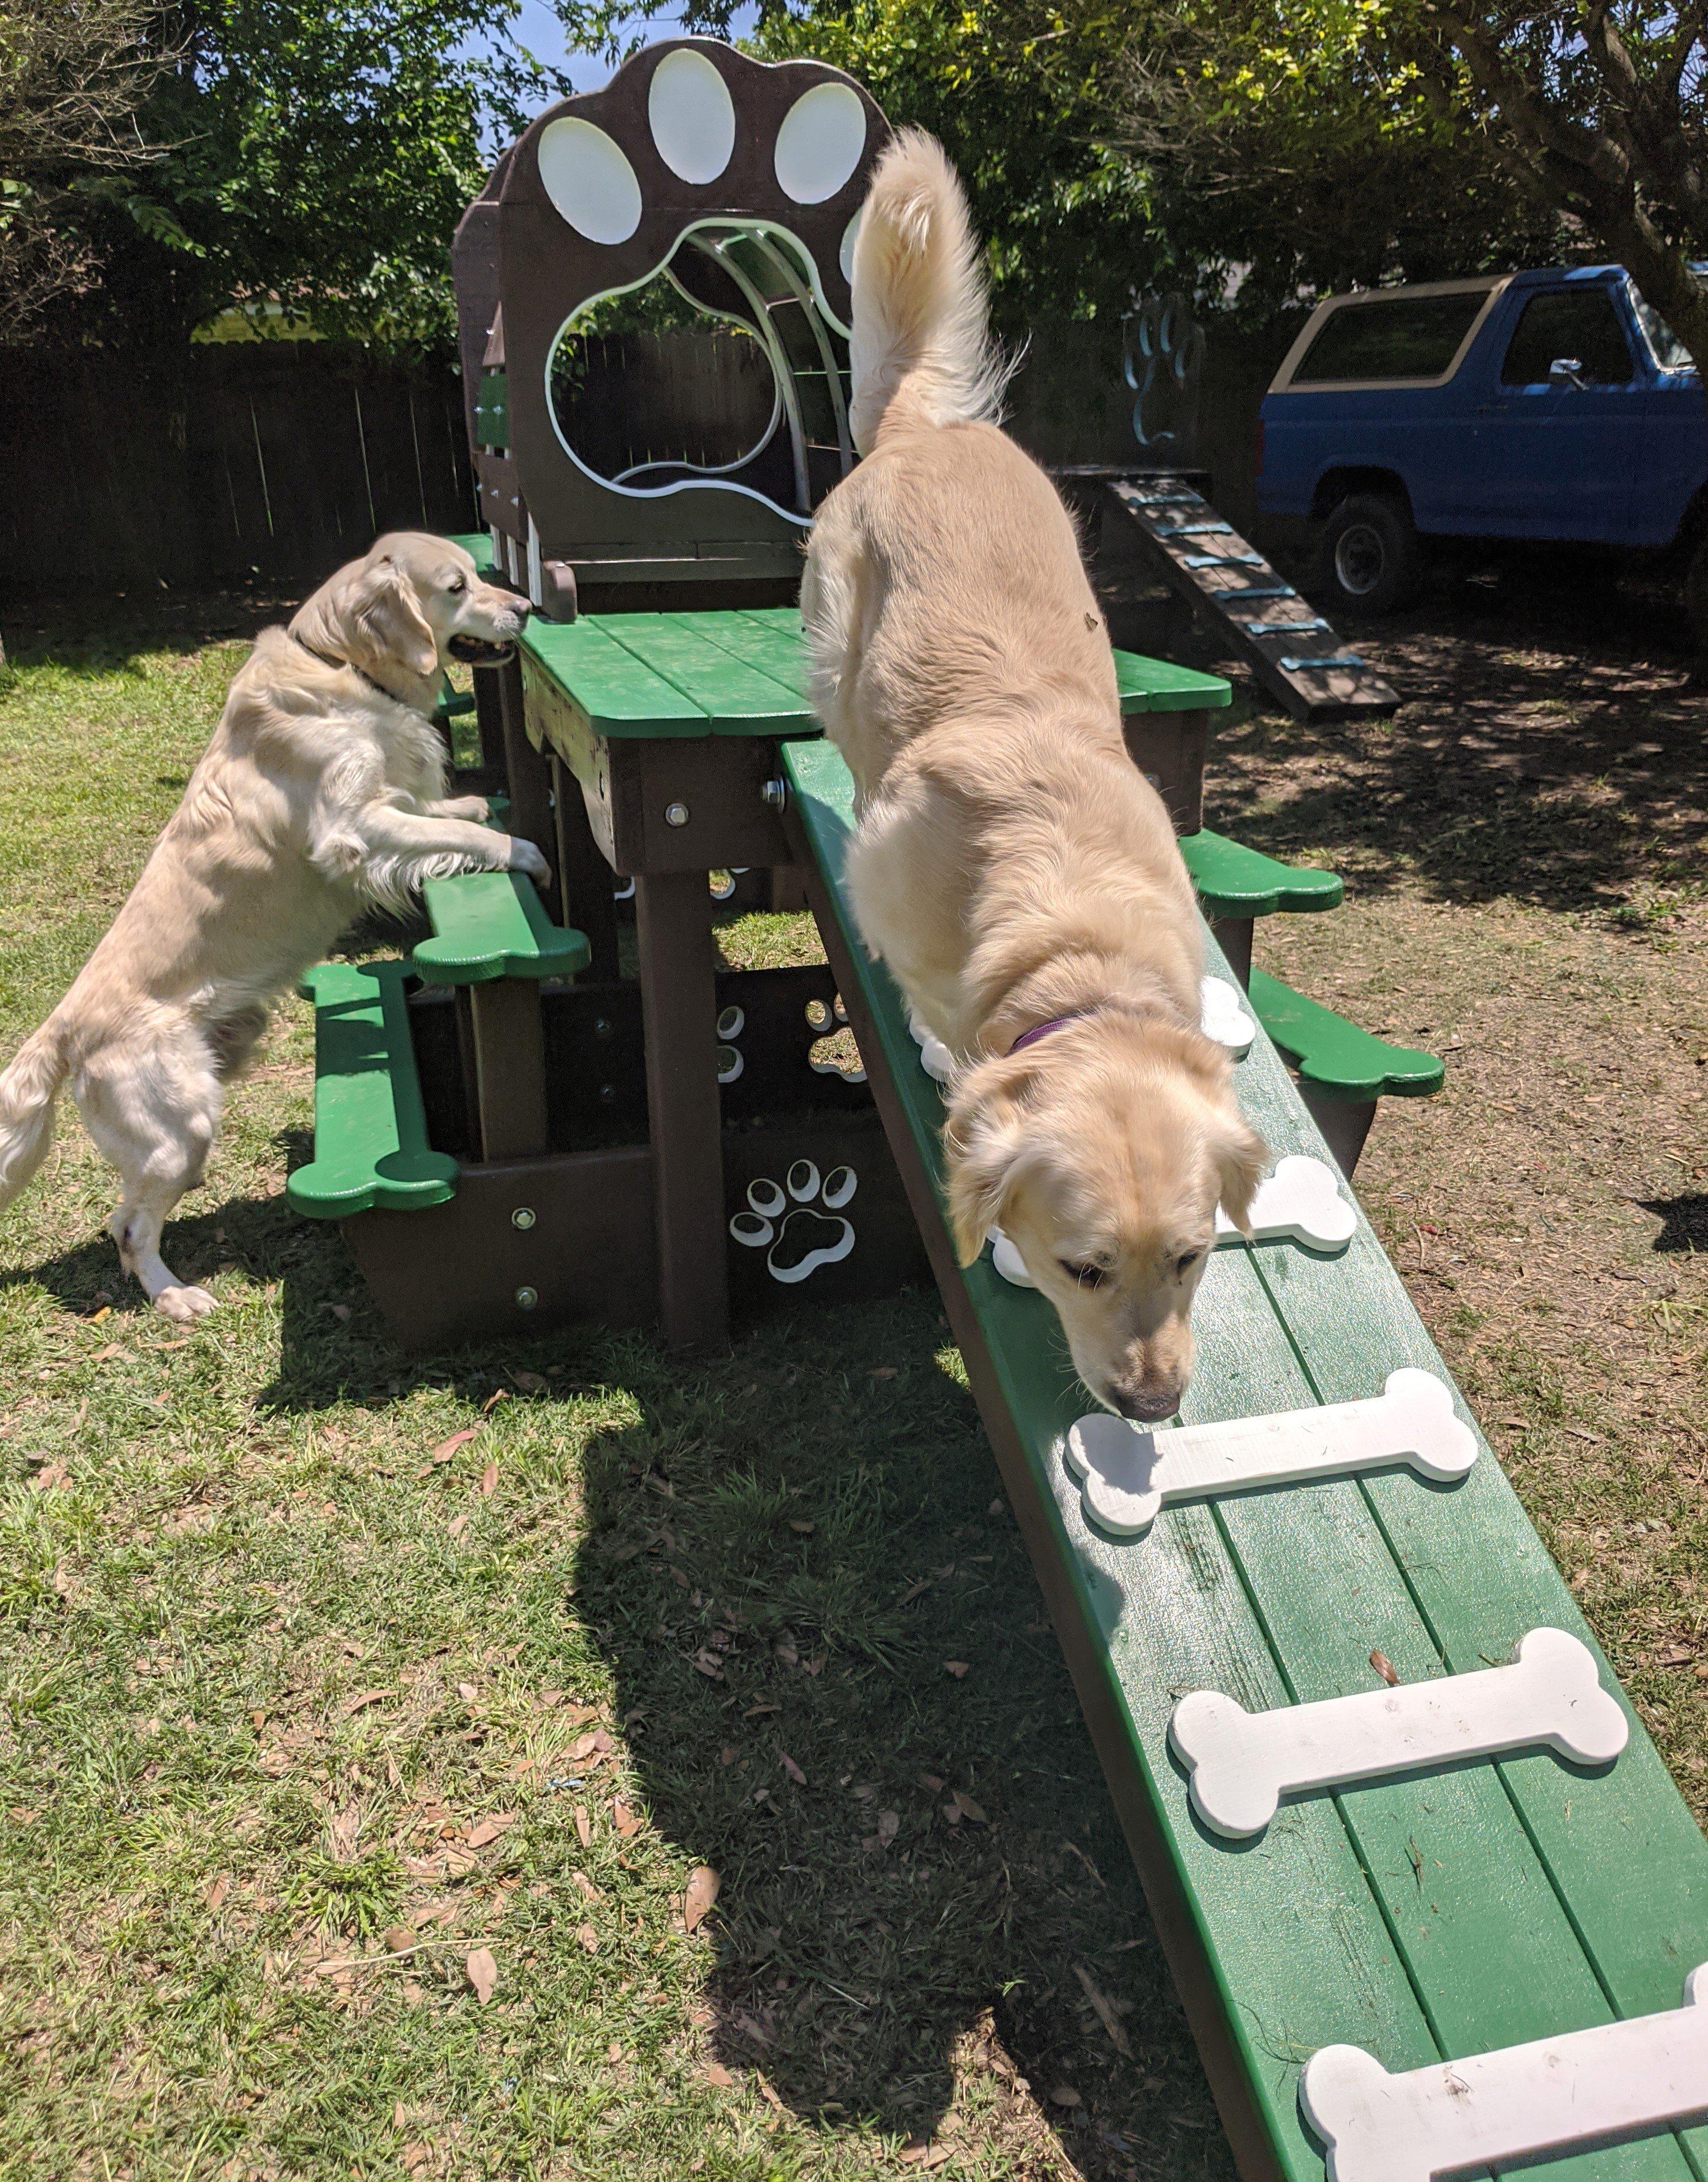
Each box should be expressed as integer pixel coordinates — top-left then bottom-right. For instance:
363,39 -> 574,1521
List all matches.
847,129 -> 1009,454
0,1019 -> 68,1215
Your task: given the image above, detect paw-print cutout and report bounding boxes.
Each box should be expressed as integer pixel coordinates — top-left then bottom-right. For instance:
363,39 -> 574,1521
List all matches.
716,1003 -> 745,1085
730,1160 -> 857,1283
805,993 -> 866,1085
484,38 -> 889,550
1124,291 -> 1206,457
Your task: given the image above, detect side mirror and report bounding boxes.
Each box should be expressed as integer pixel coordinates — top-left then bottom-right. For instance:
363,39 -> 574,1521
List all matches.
1548,355 -> 1587,388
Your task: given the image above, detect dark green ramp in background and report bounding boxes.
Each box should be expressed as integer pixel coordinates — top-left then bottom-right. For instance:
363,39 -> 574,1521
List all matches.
780,733 -> 1708,2182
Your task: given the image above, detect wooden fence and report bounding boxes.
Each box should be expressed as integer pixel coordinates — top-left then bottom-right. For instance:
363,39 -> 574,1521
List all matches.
0,342 -> 476,600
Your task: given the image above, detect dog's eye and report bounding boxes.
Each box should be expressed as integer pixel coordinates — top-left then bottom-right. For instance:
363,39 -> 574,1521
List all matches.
447,576 -> 467,593
1175,1249 -> 1204,1279
1059,1260 -> 1108,1289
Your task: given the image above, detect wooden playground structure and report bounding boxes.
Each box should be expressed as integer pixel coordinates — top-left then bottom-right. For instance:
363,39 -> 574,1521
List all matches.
289,39 -> 1708,2180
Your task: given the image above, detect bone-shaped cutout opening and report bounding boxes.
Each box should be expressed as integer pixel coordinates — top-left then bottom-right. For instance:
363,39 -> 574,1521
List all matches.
545,217 -> 853,521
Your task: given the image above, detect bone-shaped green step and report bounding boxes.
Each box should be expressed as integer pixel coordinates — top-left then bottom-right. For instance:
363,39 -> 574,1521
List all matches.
288,960 -> 459,1219
1246,964 -> 1444,1102
411,870 -> 591,986
1178,827 -> 1344,918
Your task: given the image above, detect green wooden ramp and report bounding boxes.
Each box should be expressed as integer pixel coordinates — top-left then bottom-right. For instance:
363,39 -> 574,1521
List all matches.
779,733 -> 1708,2182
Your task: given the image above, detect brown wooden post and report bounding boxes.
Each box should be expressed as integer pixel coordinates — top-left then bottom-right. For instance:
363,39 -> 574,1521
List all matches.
1298,1088 -> 1377,1178
1211,916 -> 1254,989
635,870 -> 728,1348
496,656 -> 558,916
551,755 -> 621,982
472,662 -> 507,777
469,982 -> 550,1162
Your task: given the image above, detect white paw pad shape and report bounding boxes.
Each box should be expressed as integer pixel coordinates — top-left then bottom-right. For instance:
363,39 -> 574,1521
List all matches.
539,57 -> 869,247
730,1160 -> 857,1284
1063,1366 -> 1477,1538
991,1153 -> 1354,1289
1200,975 -> 1254,1056
1170,1626 -> 1627,1840
1301,1964 -> 1708,2182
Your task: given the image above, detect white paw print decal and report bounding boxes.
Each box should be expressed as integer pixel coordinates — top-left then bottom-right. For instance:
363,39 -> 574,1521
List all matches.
731,1160 -> 857,1284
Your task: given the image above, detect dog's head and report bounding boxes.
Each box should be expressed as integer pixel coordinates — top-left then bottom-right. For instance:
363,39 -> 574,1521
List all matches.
945,1013 -> 1265,1423
289,532 -> 530,695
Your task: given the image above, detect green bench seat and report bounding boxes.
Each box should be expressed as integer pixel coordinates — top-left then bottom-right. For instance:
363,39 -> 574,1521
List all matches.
1179,828 -> 1344,919
779,732 -> 1708,2182
1247,964 -> 1445,1104
288,960 -> 459,1219
411,869 -> 591,986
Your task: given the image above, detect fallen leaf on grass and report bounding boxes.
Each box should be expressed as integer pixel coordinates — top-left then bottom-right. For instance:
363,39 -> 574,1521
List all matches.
950,1790 -> 987,1825
612,1799 -> 644,1838
458,1682 -> 478,1702
703,2062 -> 736,2090
402,1981 -> 425,2008
481,1387 -> 510,1416
447,1514 -> 468,1539
30,1463 -> 69,1493
787,1519 -> 815,1534
577,1923 -> 599,1954
876,1809 -> 899,1847
1049,2085 -> 1082,2109
744,1700 -> 779,1719
466,1812 -> 517,1849
344,1687 -> 392,1716
572,1872 -> 600,1903
944,1660 -> 970,1679
512,1371 -> 546,1393
684,1865 -> 721,1934
692,1650 -> 725,1680
92,1343 -> 133,1364
574,1805 -> 592,1849
779,1753 -> 806,1786
899,2145 -> 950,2170
1074,1962 -> 1131,2055
431,1428 -> 481,1464
384,1925 -> 415,1954
1369,1650 -> 1400,1687
206,1874 -> 231,1913
88,1307 -> 110,1326
478,1461 -> 499,1497
466,1946 -> 497,2003
326,1804 -> 362,1862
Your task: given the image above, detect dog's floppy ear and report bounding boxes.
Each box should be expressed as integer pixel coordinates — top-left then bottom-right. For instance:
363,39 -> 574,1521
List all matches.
343,556 -> 438,682
944,1071 -> 1031,1267
1211,1109 -> 1267,1237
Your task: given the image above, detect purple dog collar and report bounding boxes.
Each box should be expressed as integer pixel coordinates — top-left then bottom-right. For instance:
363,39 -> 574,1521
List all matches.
1008,1006 -> 1098,1056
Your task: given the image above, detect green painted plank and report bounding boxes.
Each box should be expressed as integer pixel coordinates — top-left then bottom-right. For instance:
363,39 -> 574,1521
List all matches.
1247,966 -> 1444,1101
412,870 -> 591,986
1113,650 -> 1232,714
288,960 -> 459,1219
597,613 -> 818,733
782,735 -> 1442,2181
1179,830 -> 1345,919
520,618 -> 708,739
1235,1074 -> 1708,2172
444,530 -> 497,576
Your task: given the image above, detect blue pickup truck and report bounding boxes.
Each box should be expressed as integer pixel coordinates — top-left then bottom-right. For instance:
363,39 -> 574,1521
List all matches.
1256,266 -> 1706,629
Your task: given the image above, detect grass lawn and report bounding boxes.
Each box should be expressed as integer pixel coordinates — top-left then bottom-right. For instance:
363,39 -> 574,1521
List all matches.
0,573 -> 1703,2182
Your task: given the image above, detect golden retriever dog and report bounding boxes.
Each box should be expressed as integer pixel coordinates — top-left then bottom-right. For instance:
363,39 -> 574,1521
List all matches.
0,532 -> 544,1320
803,134 -> 1265,1421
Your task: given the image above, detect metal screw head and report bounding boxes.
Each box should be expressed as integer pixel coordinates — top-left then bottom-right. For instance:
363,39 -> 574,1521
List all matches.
511,1207 -> 536,1231
599,1082 -> 617,1104
760,778 -> 788,809
594,1016 -> 613,1038
514,1286 -> 538,1311
664,801 -> 690,827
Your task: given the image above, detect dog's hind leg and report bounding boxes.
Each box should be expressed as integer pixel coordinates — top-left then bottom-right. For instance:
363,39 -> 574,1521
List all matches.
74,1027 -> 224,1321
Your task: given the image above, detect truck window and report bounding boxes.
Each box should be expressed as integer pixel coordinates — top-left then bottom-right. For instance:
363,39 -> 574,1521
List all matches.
1628,285 -> 1692,371
1500,289 -> 1633,384
1290,291 -> 1487,384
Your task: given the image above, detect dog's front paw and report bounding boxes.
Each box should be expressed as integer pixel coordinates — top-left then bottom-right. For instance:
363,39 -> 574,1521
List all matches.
439,794 -> 491,821
155,1284 -> 217,1322
505,836 -> 553,887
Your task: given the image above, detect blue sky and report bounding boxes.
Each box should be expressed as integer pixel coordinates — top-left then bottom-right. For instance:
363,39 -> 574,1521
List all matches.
487,5 -> 760,93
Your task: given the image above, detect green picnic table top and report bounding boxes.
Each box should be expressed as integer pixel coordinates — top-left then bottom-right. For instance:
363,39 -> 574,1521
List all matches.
518,606 -> 1230,741
782,729 -> 1708,2182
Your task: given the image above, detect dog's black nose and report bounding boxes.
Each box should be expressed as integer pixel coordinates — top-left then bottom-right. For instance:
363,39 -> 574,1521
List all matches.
1111,1386 -> 1178,1424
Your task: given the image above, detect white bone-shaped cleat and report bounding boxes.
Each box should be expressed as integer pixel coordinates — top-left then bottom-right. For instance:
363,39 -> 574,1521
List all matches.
991,1155 -> 1354,1290
1200,975 -> 1256,1056
1064,1367 -> 1477,1538
1300,1964 -> 1708,2182
1170,1626 -> 1627,1840
1215,1154 -> 1355,1252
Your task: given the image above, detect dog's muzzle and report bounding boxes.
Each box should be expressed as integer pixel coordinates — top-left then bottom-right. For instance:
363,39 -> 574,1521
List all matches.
448,634 -> 519,666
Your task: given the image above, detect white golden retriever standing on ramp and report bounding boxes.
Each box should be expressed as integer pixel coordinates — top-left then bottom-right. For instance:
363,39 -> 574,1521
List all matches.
0,532 -> 547,1320
803,134 -> 1265,1421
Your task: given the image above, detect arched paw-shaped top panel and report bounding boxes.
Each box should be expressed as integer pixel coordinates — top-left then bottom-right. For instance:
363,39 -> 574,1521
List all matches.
484,38 -> 890,575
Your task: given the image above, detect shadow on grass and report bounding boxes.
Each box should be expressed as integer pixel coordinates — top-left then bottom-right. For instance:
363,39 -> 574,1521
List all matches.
553,1294 -> 1233,2177
1201,568 -> 1706,916
1639,1196 -> 1708,1255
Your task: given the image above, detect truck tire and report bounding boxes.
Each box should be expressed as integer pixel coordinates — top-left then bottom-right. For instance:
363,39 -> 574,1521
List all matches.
1685,532 -> 1708,652
1321,493 -> 1421,615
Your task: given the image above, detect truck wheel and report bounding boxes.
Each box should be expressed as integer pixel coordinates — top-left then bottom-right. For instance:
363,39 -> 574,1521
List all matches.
1685,533 -> 1708,651
1321,494 -> 1421,615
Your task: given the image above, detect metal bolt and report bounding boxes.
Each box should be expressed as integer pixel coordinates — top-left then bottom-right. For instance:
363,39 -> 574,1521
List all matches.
664,801 -> 690,828
599,1082 -> 617,1104
511,1207 -> 536,1231
594,1016 -> 613,1038
760,778 -> 787,808
514,1286 -> 538,1311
